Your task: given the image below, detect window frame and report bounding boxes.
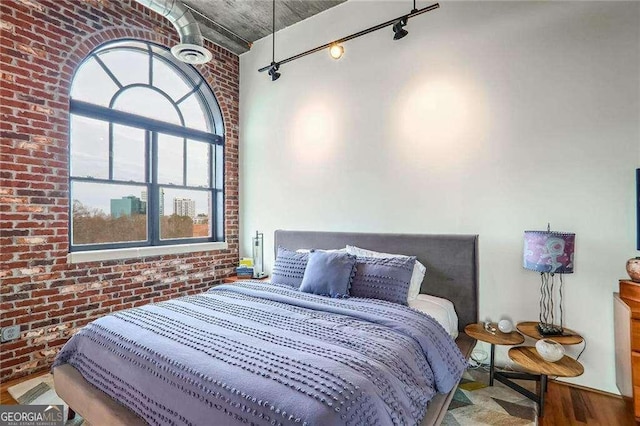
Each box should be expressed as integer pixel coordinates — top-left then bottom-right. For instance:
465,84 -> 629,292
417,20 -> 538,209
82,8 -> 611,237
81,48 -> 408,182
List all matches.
68,40 -> 225,252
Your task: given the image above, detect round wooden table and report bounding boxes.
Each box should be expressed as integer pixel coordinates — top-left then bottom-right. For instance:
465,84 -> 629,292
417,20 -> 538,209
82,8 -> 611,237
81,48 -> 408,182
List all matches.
465,323 -> 525,346
509,346 -> 584,377
508,346 -> 584,418
464,323 -> 524,386
516,321 -> 583,345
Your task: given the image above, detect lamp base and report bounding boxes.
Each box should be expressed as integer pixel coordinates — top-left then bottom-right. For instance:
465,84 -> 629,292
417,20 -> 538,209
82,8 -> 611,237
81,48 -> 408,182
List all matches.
537,323 -> 564,336
536,272 -> 566,337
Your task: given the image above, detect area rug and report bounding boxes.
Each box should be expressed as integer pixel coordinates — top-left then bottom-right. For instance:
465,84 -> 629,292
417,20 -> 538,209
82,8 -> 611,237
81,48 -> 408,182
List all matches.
442,369 -> 538,425
7,373 -> 85,426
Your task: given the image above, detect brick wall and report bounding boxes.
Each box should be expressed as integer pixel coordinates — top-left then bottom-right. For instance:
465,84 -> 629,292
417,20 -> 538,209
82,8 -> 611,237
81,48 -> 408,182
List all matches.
0,0 -> 240,381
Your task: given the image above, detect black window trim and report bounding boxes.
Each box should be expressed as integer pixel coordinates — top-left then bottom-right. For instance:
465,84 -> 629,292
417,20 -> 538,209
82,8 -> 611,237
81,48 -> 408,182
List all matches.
70,100 -> 223,144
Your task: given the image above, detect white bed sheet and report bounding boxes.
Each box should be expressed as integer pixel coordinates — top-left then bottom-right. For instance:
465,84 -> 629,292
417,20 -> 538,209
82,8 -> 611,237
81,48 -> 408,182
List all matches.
409,294 -> 459,339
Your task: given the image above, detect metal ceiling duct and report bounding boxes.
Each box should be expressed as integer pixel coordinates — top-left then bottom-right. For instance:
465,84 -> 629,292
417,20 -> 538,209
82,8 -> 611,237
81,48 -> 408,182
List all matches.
134,0 -> 213,64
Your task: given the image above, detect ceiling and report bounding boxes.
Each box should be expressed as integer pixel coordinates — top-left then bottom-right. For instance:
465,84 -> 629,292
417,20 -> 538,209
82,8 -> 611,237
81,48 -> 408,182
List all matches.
181,0 -> 348,55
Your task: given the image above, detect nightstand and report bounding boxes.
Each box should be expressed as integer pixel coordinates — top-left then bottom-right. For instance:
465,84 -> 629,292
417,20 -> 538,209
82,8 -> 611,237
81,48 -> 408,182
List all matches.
464,323 -> 524,386
496,321 -> 585,418
222,275 -> 269,284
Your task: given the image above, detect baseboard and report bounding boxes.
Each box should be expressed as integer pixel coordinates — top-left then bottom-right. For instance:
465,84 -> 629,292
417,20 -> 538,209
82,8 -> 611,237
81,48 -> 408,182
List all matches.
550,379 -> 622,399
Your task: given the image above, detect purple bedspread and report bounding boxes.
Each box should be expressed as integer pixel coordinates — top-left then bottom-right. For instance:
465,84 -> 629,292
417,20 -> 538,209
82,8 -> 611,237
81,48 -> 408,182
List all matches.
53,282 -> 466,426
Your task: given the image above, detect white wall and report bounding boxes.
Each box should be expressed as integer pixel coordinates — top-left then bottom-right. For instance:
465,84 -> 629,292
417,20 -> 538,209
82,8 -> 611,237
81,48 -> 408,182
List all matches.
239,0 -> 640,393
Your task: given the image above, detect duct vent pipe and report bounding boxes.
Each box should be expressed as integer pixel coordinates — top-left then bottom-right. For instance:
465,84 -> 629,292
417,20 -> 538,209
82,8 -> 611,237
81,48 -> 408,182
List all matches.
135,0 -> 213,64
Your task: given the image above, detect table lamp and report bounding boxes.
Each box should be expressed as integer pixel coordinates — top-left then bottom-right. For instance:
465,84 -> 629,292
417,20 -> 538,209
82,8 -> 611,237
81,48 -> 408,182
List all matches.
523,225 -> 575,336
252,231 -> 266,279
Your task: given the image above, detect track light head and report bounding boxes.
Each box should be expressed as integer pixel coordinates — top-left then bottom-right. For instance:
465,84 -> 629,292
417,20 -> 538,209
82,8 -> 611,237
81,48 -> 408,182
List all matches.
268,62 -> 281,81
392,17 -> 408,40
329,44 -> 344,60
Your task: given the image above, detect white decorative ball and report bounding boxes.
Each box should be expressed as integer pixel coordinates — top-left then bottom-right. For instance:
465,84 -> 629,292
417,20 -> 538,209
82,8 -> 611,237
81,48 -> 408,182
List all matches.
498,319 -> 513,333
535,339 -> 565,362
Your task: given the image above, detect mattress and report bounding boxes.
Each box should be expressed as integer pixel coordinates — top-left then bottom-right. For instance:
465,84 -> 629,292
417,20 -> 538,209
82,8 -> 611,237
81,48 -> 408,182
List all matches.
53,282 -> 467,425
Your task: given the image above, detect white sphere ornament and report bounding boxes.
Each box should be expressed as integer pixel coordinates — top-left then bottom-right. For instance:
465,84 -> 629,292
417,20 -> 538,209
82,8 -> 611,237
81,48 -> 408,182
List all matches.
498,320 -> 513,333
535,339 -> 565,362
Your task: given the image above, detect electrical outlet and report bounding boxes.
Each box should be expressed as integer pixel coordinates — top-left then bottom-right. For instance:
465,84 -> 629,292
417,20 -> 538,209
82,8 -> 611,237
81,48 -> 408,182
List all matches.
1,325 -> 20,342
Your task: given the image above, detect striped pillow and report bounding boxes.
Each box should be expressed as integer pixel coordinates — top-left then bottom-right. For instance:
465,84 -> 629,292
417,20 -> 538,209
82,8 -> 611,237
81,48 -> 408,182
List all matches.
271,246 -> 308,289
350,255 -> 416,305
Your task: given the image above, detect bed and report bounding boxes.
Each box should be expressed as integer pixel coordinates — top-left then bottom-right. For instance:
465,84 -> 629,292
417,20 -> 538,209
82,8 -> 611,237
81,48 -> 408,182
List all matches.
53,230 -> 479,425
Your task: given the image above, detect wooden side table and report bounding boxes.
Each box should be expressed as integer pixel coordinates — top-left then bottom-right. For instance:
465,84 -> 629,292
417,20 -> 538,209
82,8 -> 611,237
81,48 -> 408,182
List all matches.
516,321 -> 584,345
464,323 -> 524,386
222,275 -> 269,284
466,321 -> 585,418
508,346 -> 584,417
497,321 -> 585,418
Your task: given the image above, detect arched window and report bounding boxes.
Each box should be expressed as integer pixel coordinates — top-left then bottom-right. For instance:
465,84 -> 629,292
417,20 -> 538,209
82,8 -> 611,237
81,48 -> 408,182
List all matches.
69,40 -> 224,251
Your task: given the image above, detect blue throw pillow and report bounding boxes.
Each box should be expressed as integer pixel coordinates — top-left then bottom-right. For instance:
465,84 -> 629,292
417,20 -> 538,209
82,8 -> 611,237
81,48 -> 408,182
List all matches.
350,256 -> 416,304
271,246 -> 309,289
299,250 -> 357,298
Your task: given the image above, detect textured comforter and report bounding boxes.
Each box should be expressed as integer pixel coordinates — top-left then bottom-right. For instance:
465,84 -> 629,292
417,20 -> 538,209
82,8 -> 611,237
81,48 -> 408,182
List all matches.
53,282 -> 466,426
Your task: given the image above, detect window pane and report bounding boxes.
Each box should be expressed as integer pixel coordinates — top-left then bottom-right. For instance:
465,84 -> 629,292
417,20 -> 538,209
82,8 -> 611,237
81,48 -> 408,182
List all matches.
113,87 -> 182,125
186,140 -> 209,187
98,49 -> 149,87
70,57 -> 119,106
215,190 -> 223,241
153,56 -> 192,101
160,187 -> 211,240
70,115 -> 109,179
179,92 -> 209,132
71,181 -> 147,245
215,144 -> 223,189
157,134 -> 184,185
113,124 -> 146,182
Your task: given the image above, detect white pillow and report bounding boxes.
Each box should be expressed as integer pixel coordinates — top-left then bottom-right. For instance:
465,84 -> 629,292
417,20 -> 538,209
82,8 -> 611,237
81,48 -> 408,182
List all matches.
345,245 -> 426,301
296,248 -> 347,253
409,294 -> 459,338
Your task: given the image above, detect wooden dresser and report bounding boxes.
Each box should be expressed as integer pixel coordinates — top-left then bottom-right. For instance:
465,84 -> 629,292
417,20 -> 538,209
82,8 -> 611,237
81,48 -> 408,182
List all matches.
614,279 -> 640,422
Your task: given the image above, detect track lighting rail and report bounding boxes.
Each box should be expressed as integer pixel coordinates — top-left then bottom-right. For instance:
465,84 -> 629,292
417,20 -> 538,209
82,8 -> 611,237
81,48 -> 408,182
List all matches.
258,2 -> 439,74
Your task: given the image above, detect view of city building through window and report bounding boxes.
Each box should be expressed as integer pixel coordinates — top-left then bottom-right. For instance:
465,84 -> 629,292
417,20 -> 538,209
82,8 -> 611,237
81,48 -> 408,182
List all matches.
87,192 -> 207,241
71,186 -> 211,245
110,192 -> 209,238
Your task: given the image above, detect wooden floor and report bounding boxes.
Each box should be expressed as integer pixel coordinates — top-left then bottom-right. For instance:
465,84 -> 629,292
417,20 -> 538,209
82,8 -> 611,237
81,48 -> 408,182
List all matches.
0,372 -> 636,424
539,382 -> 636,426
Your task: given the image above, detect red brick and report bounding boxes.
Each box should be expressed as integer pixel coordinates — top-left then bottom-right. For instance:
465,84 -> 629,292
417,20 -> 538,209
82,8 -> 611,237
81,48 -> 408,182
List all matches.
2,356 -> 31,368
1,0 -> 239,383
15,313 -> 46,324
14,298 -> 45,308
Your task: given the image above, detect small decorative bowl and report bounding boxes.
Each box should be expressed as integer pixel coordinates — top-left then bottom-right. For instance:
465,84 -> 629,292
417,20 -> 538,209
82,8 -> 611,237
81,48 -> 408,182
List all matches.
535,339 -> 565,362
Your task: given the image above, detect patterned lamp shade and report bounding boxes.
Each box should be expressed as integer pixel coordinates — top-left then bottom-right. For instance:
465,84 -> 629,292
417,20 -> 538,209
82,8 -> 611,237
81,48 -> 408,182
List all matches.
523,231 -> 575,274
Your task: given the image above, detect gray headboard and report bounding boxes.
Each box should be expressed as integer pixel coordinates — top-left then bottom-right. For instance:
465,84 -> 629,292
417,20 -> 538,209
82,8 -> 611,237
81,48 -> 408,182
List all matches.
274,230 -> 479,332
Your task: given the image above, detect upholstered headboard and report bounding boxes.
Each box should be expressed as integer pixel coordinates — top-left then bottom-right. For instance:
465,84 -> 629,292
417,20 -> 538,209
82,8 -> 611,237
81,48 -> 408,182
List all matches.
274,230 -> 479,332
